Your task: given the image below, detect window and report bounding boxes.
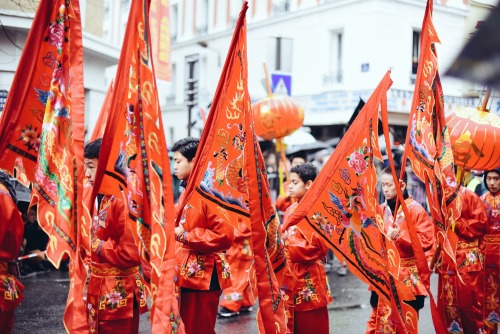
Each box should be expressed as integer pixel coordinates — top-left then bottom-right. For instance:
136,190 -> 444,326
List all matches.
167,63 -> 177,104
197,0 -> 209,35
412,30 -> 421,75
171,4 -> 178,41
273,0 -> 290,16
328,30 -> 343,84
267,37 -> 293,72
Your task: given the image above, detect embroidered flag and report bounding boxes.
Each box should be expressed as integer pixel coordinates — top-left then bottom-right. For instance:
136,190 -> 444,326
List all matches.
0,0 -> 85,267
401,1 -> 461,333
0,1 -> 86,332
176,2 -> 286,332
286,71 -> 417,333
401,0 -> 460,254
90,0 -> 181,331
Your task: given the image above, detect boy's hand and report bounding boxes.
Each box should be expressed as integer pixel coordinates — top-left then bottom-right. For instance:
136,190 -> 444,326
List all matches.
174,225 -> 185,236
387,226 -> 400,240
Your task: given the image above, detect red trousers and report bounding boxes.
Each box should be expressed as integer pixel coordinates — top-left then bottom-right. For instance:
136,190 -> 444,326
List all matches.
96,307 -> 140,334
293,307 -> 329,334
0,310 -> 14,334
180,290 -> 222,334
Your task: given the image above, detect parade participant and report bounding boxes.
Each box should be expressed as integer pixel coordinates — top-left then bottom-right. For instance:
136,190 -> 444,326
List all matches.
218,221 -> 255,317
0,170 -> 24,334
281,163 -> 332,334
172,137 -> 234,334
480,168 -> 500,333
82,138 -> 148,334
276,154 -> 306,213
437,184 -> 488,334
366,167 -> 435,334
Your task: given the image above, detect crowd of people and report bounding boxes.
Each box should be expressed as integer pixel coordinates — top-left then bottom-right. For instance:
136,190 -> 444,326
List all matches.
0,139 -> 498,334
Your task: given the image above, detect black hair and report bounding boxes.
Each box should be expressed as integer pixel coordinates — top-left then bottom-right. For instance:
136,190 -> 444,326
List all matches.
290,162 -> 317,183
84,138 -> 102,159
0,169 -> 17,203
381,166 -> 407,184
171,137 -> 199,162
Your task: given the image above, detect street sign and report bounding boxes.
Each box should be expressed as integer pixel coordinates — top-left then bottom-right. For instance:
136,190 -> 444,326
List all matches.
271,73 -> 292,96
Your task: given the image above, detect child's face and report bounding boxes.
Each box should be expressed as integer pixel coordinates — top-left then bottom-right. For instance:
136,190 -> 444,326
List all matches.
288,172 -> 311,201
173,151 -> 193,182
84,158 -> 98,186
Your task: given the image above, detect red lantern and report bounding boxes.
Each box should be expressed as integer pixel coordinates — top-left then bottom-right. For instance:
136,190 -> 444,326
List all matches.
252,95 -> 304,140
446,106 -> 500,171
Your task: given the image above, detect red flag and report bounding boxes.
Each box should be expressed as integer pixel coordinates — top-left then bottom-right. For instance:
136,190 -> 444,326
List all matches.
91,0 -> 181,331
177,2 -> 286,332
401,1 -> 461,333
0,0 -> 85,268
0,0 -> 86,331
402,0 -> 460,250
286,71 -> 417,333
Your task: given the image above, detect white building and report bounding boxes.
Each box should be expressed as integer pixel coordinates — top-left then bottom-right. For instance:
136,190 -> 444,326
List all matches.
167,0 -> 496,144
0,0 -> 121,138
1,0 -> 496,145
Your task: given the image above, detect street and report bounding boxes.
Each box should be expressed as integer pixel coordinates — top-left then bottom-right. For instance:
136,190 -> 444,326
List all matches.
13,268 -> 437,333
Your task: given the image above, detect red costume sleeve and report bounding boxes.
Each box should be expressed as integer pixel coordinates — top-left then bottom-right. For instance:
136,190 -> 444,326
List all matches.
395,203 -> 435,259
0,187 -> 24,261
95,198 -> 141,268
454,189 -> 488,241
184,202 -> 234,253
287,231 -> 328,263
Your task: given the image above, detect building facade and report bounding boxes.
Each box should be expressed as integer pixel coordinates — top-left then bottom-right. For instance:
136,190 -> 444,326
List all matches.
0,0 -> 120,138
166,0 -> 496,144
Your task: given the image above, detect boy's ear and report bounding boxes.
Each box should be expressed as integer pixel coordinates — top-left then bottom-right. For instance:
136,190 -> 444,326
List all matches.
305,180 -> 313,189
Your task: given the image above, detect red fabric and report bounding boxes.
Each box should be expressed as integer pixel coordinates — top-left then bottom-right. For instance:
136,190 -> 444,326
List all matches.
180,290 -> 221,334
0,310 -> 15,334
85,194 -> 148,328
380,198 -> 435,295
285,72 -> 415,334
220,222 -> 255,312
437,188 -> 488,334
176,192 -> 234,290
282,203 -> 332,333
0,184 -> 25,312
481,191 -> 500,331
176,3 -> 286,332
399,2 -> 457,333
95,307 -> 140,334
293,307 -> 329,334
90,0 -> 181,331
0,1 -> 85,329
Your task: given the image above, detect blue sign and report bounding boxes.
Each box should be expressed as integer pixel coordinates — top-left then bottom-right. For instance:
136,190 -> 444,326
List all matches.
271,73 -> 292,96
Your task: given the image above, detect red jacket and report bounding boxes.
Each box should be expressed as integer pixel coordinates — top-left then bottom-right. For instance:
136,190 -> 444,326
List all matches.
0,184 -> 24,311
175,191 -> 234,290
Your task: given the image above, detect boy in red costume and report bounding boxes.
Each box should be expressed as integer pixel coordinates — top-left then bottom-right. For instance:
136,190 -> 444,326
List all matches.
0,170 -> 24,334
480,168 -> 500,332
366,167 -> 435,334
83,139 -> 148,333
172,137 -> 234,334
281,163 -> 332,334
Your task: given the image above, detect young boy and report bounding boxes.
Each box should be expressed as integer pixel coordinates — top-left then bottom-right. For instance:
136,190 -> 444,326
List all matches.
480,168 -> 499,332
281,163 -> 332,334
366,167 -> 434,333
172,137 -> 234,334
82,138 -> 148,333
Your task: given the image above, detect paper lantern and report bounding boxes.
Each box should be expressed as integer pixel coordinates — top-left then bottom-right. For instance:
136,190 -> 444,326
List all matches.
252,95 -> 304,140
446,106 -> 500,171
